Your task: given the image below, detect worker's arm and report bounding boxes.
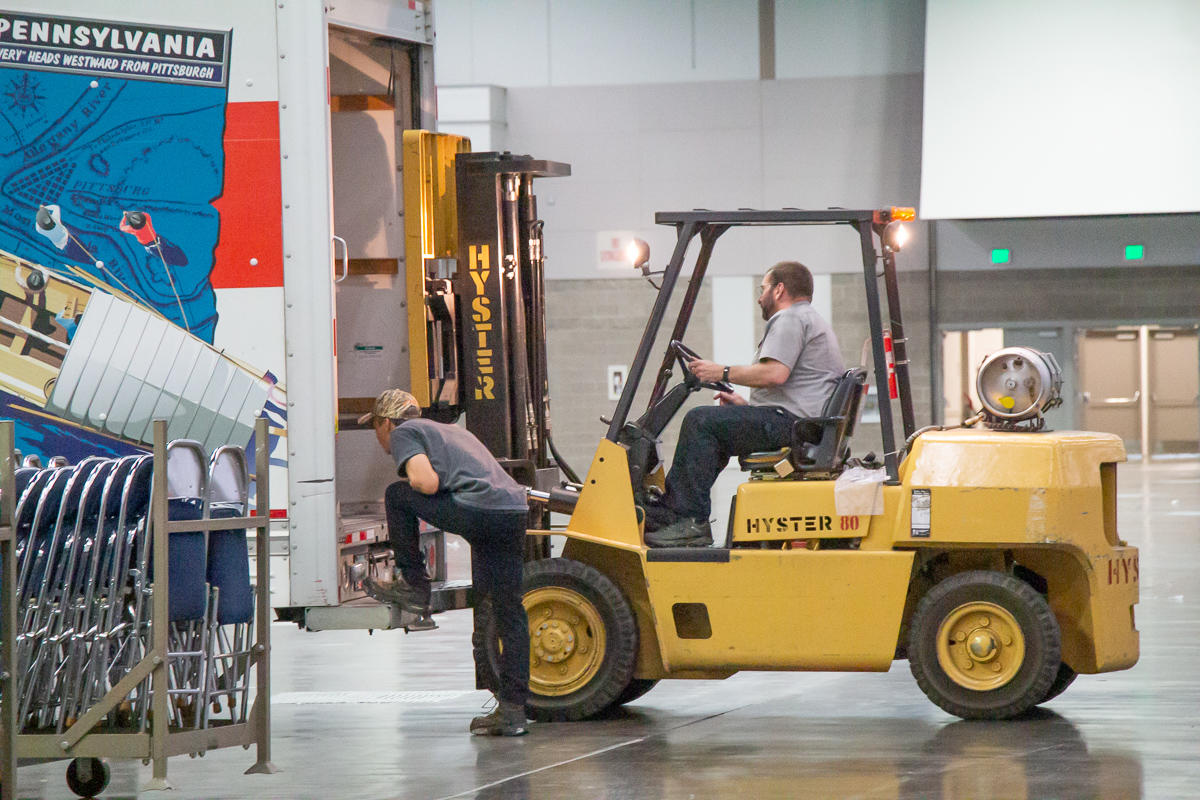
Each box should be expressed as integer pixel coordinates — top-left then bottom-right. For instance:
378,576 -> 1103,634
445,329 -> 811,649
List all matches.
688,358 -> 790,388
404,453 -> 440,494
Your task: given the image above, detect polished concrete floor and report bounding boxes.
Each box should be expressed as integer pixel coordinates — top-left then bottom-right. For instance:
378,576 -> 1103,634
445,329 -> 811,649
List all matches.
16,458 -> 1200,799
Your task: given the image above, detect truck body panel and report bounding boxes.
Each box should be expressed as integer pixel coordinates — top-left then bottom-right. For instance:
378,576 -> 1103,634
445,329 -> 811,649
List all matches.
0,1 -> 452,614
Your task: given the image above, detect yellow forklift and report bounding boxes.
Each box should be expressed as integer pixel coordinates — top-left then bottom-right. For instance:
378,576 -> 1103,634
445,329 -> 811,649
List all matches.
488,208 -> 1139,721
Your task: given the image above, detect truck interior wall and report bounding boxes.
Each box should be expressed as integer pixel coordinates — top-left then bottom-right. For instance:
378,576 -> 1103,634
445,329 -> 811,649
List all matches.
328,28 -> 418,506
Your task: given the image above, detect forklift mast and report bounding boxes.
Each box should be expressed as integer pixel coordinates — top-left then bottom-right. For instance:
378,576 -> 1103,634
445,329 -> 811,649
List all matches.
401,136 -> 570,490
453,152 -> 571,491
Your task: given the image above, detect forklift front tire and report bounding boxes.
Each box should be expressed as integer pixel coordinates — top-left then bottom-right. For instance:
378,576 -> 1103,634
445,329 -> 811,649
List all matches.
612,677 -> 660,707
908,570 -> 1061,720
517,557 -> 638,721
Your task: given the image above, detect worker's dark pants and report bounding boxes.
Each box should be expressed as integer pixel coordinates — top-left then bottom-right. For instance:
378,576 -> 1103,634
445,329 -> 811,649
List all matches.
384,482 -> 529,706
664,404 -> 799,521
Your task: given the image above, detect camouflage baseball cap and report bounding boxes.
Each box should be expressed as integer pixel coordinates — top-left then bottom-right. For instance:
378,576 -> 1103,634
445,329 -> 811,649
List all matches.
357,388 -> 420,425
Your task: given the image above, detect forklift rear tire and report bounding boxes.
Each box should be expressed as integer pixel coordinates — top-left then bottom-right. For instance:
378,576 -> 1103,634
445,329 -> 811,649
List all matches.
1039,662 -> 1078,704
908,570 -> 1060,720
483,557 -> 638,722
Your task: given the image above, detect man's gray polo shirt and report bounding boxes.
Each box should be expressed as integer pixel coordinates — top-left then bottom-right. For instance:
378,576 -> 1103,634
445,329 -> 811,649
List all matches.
750,301 -> 845,418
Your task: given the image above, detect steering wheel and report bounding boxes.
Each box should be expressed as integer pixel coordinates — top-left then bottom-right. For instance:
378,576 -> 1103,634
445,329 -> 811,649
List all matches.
669,340 -> 735,394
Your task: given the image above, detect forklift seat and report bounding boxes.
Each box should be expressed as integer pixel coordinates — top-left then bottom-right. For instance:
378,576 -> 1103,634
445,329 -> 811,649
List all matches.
738,368 -> 868,478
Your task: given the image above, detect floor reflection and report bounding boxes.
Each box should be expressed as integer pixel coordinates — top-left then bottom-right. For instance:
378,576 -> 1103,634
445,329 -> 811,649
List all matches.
16,460 -> 1195,800
456,709 -> 1143,800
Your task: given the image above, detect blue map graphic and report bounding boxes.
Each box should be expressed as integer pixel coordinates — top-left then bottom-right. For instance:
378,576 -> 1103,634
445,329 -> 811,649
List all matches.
0,65 -> 229,462
0,68 -> 226,341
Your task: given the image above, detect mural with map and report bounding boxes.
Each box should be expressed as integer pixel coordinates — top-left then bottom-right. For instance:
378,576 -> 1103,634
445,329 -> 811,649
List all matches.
0,12 -> 284,466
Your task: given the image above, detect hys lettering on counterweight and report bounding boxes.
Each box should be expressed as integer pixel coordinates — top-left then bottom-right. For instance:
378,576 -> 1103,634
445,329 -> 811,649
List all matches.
1107,555 -> 1138,585
468,244 -> 494,400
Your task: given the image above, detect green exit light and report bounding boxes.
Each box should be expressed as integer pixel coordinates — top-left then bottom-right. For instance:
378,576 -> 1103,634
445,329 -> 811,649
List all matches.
990,248 -> 1011,265
1125,244 -> 1145,260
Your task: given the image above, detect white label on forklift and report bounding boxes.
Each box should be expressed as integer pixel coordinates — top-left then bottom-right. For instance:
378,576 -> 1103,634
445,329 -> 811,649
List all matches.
911,489 -> 931,538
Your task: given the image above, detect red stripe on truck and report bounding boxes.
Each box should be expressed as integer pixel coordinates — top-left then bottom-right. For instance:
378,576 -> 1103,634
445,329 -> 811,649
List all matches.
211,101 -> 285,289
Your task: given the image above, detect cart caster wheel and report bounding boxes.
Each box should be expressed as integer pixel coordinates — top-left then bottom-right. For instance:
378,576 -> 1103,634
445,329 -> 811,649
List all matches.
66,757 -> 110,797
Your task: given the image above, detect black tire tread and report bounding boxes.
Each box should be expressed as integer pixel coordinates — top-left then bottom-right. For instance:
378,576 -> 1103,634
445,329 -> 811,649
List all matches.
521,558 -> 639,722
1039,661 -> 1078,704
908,570 -> 1061,720
612,677 -> 659,707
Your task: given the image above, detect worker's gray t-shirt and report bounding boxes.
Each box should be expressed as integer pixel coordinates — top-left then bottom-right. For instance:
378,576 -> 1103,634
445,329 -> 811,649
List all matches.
390,419 -> 528,512
750,301 -> 845,418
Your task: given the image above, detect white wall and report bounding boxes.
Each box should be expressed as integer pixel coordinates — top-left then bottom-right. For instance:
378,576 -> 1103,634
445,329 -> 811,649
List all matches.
434,0 -> 758,87
436,85 -> 507,150
431,1 -> 928,283
433,0 -> 926,88
922,0 -> 1200,219
775,0 -> 925,78
505,76 -> 925,281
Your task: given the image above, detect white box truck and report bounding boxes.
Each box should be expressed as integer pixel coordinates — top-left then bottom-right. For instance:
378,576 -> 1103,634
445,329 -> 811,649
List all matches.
0,1 -> 571,630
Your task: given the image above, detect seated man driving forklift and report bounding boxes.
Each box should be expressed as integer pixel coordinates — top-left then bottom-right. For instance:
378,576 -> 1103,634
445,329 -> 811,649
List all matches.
644,261 -> 844,547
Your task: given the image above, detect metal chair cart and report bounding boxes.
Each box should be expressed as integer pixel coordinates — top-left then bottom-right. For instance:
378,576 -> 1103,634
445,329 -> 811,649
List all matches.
1,419 -> 276,799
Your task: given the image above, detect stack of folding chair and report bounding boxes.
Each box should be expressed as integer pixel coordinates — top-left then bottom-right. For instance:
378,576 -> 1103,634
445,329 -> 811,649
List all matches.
5,439 -> 256,738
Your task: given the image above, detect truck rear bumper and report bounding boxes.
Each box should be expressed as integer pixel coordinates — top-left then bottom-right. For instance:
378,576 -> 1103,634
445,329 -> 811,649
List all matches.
293,579 -> 473,631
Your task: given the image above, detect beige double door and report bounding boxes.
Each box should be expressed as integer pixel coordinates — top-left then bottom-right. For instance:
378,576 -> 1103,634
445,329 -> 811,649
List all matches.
1078,327 -> 1199,457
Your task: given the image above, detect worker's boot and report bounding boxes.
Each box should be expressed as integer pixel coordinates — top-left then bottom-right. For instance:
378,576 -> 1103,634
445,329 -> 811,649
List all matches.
469,698 -> 528,736
363,572 -> 431,615
644,517 -> 713,548
640,501 -> 677,533
636,486 -> 675,533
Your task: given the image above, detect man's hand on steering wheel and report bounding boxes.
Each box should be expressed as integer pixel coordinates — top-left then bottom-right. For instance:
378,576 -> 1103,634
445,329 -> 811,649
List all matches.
687,358 -> 728,385
670,340 -> 735,393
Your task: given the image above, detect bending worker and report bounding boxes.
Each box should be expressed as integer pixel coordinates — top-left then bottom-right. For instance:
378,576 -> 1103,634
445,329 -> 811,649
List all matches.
644,261 -> 844,547
359,389 -> 531,736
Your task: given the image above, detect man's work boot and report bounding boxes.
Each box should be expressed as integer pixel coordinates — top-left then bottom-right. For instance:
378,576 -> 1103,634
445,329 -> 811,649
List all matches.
640,501 -> 678,533
470,699 -> 529,736
362,572 -> 431,615
644,517 -> 713,548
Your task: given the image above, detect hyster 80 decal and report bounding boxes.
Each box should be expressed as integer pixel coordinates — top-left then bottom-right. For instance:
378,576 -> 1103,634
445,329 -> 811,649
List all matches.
746,516 -> 832,535
468,244 -> 494,400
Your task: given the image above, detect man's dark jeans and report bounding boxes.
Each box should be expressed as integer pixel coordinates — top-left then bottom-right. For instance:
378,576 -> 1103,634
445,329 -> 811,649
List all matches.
384,481 -> 529,706
663,404 -> 800,521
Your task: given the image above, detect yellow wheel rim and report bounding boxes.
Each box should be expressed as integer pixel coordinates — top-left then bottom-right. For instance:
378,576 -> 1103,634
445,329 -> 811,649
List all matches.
935,601 -> 1025,691
525,586 -> 606,697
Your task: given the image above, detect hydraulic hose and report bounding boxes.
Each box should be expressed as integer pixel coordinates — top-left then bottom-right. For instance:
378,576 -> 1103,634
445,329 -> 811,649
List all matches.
546,433 -> 581,485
